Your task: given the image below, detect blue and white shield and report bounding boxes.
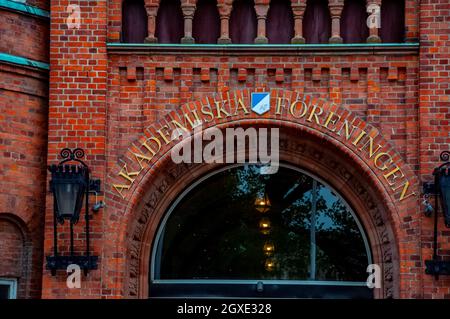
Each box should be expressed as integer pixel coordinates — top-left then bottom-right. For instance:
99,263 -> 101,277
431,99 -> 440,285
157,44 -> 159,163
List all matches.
251,92 -> 270,115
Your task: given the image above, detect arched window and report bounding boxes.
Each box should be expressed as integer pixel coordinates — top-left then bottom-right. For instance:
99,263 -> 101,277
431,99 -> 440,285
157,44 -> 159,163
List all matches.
229,0 -> 257,44
380,0 -> 405,42
266,0 -> 294,44
340,0 -> 368,43
150,164 -> 373,298
122,0 -> 148,43
155,0 -> 184,44
193,0 -> 220,44
303,0 -> 331,44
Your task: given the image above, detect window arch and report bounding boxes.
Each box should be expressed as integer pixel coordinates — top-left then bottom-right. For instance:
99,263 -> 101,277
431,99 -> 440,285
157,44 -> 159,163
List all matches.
193,0 -> 221,44
155,0 -> 184,44
303,0 -> 331,44
340,0 -> 368,43
150,164 -> 373,298
266,0 -> 294,44
380,0 -> 405,43
229,0 -> 257,44
122,0 -> 148,43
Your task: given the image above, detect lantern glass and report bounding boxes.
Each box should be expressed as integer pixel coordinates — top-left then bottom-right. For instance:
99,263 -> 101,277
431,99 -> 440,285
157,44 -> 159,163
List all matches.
439,172 -> 450,227
51,166 -> 86,223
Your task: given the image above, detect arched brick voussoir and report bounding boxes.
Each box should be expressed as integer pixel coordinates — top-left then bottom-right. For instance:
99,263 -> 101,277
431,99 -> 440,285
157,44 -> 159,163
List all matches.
111,88 -> 418,218
104,88 -> 419,293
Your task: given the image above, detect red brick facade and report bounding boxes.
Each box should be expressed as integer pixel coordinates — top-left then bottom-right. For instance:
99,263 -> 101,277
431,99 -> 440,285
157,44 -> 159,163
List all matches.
418,0 -> 450,298
0,0 -> 49,298
1,0 -> 449,299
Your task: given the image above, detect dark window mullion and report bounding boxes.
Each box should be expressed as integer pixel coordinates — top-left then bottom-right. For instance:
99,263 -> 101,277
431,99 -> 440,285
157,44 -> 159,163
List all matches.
310,180 -> 317,280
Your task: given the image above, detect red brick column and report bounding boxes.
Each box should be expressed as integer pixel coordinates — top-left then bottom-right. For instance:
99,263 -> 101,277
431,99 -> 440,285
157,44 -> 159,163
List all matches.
43,0 -> 107,298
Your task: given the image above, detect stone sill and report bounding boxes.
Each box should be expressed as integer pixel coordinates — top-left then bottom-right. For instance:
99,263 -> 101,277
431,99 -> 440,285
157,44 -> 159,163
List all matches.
107,43 -> 419,56
0,52 -> 49,71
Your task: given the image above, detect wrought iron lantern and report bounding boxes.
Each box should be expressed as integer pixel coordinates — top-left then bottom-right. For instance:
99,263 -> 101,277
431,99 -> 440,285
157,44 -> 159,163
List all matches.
423,151 -> 450,277
46,148 -> 101,275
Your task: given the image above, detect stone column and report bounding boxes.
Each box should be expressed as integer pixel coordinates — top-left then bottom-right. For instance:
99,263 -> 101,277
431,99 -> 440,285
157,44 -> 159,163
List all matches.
181,4 -> 196,44
328,0 -> 344,44
291,2 -> 306,44
366,0 -> 382,43
254,4 -> 269,44
144,4 -> 158,43
218,2 -> 232,44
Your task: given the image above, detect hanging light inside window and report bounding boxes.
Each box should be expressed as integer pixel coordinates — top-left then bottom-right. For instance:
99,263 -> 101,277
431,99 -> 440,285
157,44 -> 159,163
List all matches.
255,192 -> 271,213
263,242 -> 275,256
259,218 -> 271,235
265,258 -> 276,272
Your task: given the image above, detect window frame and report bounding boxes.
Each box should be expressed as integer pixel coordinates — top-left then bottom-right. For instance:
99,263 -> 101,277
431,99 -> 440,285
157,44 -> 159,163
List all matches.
150,163 -> 374,298
0,278 -> 17,299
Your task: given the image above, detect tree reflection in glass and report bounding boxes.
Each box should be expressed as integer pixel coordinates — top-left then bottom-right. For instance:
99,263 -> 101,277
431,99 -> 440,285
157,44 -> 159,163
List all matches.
156,164 -> 370,282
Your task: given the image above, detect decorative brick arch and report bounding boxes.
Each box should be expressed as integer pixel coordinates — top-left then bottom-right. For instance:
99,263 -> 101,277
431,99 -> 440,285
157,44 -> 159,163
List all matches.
104,89 -> 419,298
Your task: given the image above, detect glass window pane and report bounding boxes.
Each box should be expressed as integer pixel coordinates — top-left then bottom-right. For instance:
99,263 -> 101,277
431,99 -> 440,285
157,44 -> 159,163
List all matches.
156,165 -> 370,282
0,285 -> 10,299
314,183 -> 368,281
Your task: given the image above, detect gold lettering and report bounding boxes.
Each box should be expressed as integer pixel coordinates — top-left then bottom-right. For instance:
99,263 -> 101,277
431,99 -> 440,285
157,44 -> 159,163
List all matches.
142,137 -> 161,156
183,110 -> 202,129
118,164 -> 139,184
383,165 -> 404,185
133,152 -> 153,170
374,152 -> 393,170
322,111 -> 341,132
359,135 -> 382,158
336,119 -> 358,141
276,97 -> 290,115
289,100 -> 308,118
157,125 -> 171,145
352,130 -> 367,146
392,181 -> 416,201
306,104 -> 324,125
201,104 -> 214,122
214,100 -> 231,119
112,184 -> 130,199
171,120 -> 189,132
113,163 -> 141,198
234,98 -> 249,115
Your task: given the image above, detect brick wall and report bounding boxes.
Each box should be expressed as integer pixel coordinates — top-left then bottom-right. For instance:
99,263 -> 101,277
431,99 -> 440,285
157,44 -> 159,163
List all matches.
419,0 -> 450,298
37,0 -> 449,299
107,51 -> 418,167
0,0 -> 49,299
0,11 -> 49,62
0,63 -> 48,298
42,0 -> 108,298
26,0 -> 50,11
0,218 -> 25,297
